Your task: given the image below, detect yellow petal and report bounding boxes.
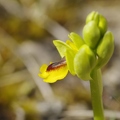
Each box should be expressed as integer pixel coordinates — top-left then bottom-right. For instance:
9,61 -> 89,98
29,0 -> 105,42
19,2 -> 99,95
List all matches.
40,64 -> 47,72
38,60 -> 68,83
39,64 -> 49,78
44,64 -> 68,83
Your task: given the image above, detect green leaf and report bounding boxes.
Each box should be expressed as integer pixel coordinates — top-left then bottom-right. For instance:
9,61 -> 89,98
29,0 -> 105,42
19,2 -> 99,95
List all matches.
68,32 -> 84,49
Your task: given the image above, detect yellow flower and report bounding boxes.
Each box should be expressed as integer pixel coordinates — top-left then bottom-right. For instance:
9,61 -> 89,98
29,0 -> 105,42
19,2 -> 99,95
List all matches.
39,32 -> 84,83
38,59 -> 68,83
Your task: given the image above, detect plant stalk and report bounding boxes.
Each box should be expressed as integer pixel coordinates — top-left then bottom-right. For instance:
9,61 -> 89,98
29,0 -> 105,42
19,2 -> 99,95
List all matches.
90,69 -> 105,120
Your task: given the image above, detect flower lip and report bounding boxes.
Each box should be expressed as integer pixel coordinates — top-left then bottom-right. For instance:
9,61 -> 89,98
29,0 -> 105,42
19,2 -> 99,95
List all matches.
47,58 -> 66,71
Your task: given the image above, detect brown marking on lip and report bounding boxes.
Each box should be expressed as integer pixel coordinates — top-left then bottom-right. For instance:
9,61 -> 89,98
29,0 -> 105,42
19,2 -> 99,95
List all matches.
47,59 -> 66,71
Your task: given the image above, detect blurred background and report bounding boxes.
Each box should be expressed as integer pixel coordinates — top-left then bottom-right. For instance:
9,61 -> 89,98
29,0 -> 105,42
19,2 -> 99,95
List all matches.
0,0 -> 120,120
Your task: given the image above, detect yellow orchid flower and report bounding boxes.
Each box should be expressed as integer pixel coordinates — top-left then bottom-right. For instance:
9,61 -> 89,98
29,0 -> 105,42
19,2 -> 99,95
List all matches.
38,32 -> 86,83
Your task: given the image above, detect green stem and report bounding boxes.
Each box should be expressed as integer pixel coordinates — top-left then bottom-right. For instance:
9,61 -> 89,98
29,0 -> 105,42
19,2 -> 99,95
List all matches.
90,69 -> 105,120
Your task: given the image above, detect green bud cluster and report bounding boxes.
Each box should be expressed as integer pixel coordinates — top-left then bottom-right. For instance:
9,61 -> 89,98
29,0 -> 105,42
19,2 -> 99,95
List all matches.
86,11 -> 107,36
83,11 -> 108,49
83,11 -> 114,69
53,11 -> 114,81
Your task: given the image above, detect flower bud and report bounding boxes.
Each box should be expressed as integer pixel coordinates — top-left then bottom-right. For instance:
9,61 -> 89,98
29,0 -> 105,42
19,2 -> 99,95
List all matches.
74,45 -> 96,80
98,14 -> 107,36
86,11 -> 107,36
86,11 -> 99,24
83,21 -> 100,49
96,31 -> 114,68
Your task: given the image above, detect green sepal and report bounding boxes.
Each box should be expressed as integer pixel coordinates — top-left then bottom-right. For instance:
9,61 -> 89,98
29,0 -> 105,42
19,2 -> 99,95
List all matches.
65,49 -> 76,75
74,45 -> 96,80
83,21 -> 100,49
68,32 -> 84,49
53,40 -> 73,58
66,40 -> 78,52
96,31 -> 114,69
